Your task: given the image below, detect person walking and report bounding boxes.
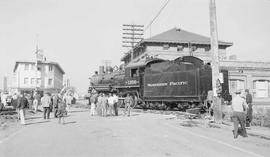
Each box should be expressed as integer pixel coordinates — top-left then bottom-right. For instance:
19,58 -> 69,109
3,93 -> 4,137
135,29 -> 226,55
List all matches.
90,93 -> 98,116
11,93 -> 18,109
64,93 -> 73,113
245,89 -> 253,128
17,93 -> 29,125
231,90 -> 248,139
52,94 -> 59,118
13,93 -> 21,120
41,93 -> 52,120
113,93 -> 119,116
57,101 -> 66,124
124,94 -> 132,116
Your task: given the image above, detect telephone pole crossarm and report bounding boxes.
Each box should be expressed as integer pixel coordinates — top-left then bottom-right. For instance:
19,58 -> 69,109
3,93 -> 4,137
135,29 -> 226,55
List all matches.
122,24 -> 144,61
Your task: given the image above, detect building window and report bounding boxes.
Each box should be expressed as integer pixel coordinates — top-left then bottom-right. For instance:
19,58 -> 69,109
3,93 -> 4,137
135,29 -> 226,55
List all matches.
183,47 -> 190,52
31,64 -> 35,70
196,48 -> 205,52
229,79 -> 245,94
24,78 -> 29,85
163,44 -> 169,50
205,46 -> 211,51
24,64 -> 29,70
253,80 -> 270,98
49,65 -> 53,71
177,45 -> 183,52
31,78 -> 35,85
37,79 -> 41,87
48,79 -> 53,86
37,67 -> 41,71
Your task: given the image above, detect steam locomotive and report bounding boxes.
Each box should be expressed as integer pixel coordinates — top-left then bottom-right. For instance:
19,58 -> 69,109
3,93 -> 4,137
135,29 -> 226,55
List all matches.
90,56 -> 231,110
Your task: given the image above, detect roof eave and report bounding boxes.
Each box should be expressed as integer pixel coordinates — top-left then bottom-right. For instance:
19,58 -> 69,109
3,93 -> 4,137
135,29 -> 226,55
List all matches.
143,39 -> 233,46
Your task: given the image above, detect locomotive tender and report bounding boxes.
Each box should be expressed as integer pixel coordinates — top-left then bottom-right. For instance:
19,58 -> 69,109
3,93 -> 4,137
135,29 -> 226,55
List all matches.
90,56 -> 230,110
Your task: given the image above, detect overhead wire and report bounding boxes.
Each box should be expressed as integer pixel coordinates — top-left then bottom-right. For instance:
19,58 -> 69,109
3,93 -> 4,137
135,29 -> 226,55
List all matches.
143,0 -> 171,35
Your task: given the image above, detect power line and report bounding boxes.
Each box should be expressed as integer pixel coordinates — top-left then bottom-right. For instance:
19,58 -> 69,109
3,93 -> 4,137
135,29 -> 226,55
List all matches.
143,0 -> 171,36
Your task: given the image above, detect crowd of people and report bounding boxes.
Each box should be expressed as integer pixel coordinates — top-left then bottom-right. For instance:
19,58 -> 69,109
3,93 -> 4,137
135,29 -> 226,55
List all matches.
1,88 -> 254,140
89,91 -> 138,117
0,90 -> 75,125
0,89 -> 139,125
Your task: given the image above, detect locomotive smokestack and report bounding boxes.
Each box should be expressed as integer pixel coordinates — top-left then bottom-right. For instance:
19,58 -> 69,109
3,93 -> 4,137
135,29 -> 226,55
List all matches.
99,66 -> 105,74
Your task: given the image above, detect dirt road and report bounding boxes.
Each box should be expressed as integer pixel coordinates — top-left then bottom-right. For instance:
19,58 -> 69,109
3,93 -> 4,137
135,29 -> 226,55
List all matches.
0,108 -> 269,157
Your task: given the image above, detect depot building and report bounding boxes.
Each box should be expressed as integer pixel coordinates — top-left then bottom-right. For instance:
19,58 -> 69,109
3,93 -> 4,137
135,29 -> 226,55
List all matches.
121,28 -> 270,103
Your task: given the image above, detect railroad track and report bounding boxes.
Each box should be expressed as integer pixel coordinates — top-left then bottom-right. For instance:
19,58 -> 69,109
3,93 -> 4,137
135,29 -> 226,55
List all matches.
0,110 -> 17,116
72,103 -> 203,119
131,108 -> 202,119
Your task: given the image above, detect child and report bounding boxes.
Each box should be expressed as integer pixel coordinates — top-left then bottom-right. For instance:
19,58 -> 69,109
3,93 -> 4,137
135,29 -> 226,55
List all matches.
57,102 -> 66,124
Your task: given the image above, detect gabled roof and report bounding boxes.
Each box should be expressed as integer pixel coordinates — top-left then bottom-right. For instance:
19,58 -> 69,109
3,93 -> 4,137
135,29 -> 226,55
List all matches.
144,27 -> 233,46
121,28 -> 233,61
13,60 -> 65,74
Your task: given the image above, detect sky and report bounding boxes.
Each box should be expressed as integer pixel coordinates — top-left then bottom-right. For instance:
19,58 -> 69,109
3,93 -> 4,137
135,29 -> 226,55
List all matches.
0,0 -> 270,93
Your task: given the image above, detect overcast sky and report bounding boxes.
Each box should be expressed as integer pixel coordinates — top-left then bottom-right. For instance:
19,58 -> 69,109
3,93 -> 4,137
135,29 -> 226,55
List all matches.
0,0 -> 270,93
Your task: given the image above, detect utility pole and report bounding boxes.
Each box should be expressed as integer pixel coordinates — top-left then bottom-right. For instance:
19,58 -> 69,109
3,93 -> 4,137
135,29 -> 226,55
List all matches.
35,34 -> 40,92
209,0 -> 222,123
122,24 -> 144,61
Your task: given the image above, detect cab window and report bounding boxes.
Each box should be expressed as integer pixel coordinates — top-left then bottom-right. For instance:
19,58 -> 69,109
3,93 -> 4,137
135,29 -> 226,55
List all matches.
131,68 -> 138,78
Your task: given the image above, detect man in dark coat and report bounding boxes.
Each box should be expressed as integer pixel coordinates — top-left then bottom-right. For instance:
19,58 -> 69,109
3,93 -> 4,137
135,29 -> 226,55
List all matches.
17,93 -> 29,125
245,89 -> 253,128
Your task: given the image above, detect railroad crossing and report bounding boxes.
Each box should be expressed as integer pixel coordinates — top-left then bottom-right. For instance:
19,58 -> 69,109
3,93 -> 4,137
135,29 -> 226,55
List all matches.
1,106 -> 269,157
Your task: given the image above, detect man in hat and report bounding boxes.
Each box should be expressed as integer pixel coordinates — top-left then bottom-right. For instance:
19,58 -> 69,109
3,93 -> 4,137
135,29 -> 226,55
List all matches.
245,89 -> 253,128
231,90 -> 248,138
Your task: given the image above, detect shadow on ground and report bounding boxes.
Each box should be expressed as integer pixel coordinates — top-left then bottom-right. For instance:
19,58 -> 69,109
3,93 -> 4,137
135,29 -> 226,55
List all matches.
179,120 -> 200,127
26,120 -> 50,126
63,121 -> 76,125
